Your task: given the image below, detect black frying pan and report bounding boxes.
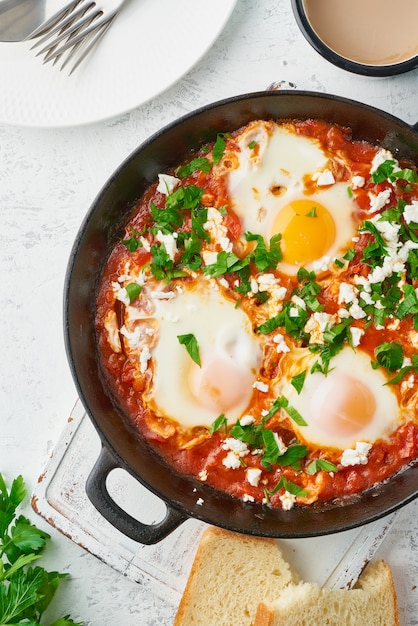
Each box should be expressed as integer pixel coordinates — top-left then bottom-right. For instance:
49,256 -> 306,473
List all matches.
64,91 -> 418,545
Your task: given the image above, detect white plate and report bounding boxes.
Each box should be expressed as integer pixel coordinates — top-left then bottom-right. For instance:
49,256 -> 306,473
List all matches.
0,0 -> 237,128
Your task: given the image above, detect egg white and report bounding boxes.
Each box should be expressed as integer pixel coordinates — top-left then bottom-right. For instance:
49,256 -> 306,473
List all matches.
277,346 -> 400,450
145,279 -> 262,428
226,122 -> 358,275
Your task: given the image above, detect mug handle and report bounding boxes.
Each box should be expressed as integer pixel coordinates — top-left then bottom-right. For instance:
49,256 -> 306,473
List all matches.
86,445 -> 188,545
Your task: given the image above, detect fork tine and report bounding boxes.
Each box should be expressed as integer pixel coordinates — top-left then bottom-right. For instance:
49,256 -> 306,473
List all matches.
28,0 -> 82,39
67,18 -> 113,74
34,8 -> 101,59
31,0 -> 97,50
30,0 -> 125,74
44,11 -> 114,64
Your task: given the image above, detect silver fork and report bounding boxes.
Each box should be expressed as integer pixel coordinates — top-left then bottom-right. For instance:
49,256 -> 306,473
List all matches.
29,0 -> 126,74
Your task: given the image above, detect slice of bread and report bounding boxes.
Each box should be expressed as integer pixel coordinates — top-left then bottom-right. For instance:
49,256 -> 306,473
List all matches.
173,526 -> 299,626
254,559 -> 399,626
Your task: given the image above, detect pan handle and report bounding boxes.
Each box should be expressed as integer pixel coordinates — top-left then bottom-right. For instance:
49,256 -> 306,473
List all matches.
86,445 -> 188,545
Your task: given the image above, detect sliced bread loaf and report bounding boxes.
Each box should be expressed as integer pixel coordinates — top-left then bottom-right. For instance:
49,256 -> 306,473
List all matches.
254,559 -> 399,626
173,526 -> 299,626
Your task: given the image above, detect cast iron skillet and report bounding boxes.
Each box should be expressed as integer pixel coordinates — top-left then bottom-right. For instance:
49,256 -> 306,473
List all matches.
64,90 -> 418,545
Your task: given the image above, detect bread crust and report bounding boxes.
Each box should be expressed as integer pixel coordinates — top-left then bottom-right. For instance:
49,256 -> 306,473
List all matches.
253,559 -> 399,626
173,526 -> 297,626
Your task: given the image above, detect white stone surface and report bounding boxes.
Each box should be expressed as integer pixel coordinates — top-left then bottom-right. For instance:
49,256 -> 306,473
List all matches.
1,0 -> 418,624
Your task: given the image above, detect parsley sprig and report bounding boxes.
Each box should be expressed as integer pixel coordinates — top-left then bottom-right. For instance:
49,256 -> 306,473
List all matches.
0,474 -> 82,626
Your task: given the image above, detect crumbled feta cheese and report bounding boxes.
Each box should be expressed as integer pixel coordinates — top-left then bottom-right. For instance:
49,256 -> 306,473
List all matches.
289,307 -> 300,317
312,255 -> 330,272
403,200 -> 418,224
151,290 -> 177,300
157,173 -> 180,195
401,374 -> 415,391
348,302 -> 367,320
370,149 -> 397,174
257,273 -> 278,288
222,451 -> 242,469
314,169 -> 335,186
350,326 -> 364,347
203,207 -> 232,251
410,331 -> 418,349
252,380 -> 269,393
218,277 -> 229,289
273,432 -> 287,455
280,491 -> 296,510
120,325 -> 142,349
220,236 -> 233,252
112,282 -> 130,305
351,175 -> 365,189
291,295 -> 307,309
196,497 -> 204,506
139,346 -> 152,374
305,311 -> 334,343
222,438 -> 249,456
156,230 -> 178,261
387,319 -> 400,331
240,415 -> 255,426
313,311 -> 333,332
272,286 -> 287,300
198,470 -> 208,481
250,278 -> 259,293
246,468 -> 262,487
140,236 -> 151,252
340,442 -> 372,467
338,282 -> 358,305
273,333 -> 290,353
202,250 -> 219,266
368,189 -> 391,213
242,494 -> 255,503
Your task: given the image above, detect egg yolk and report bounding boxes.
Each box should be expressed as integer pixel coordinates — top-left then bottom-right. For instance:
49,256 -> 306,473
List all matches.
188,356 -> 253,413
310,373 -> 376,437
272,199 -> 336,266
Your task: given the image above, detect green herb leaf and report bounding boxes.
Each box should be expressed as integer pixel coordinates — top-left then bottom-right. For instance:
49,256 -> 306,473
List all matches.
125,283 -> 142,303
245,232 -> 282,271
212,133 -> 229,165
266,475 -> 309,498
210,414 -> 228,435
305,459 -> 338,475
203,251 -> 249,278
275,396 -> 308,426
122,228 -> 143,252
256,314 -> 283,335
374,341 -> 404,372
177,333 -> 201,366
305,206 -> 317,217
176,157 -> 212,178
0,474 -> 83,625
291,371 -> 307,395
165,185 -> 204,212
371,159 -> 397,183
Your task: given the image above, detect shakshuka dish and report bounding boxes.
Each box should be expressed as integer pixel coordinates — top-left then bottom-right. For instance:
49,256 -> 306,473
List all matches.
96,119 -> 418,510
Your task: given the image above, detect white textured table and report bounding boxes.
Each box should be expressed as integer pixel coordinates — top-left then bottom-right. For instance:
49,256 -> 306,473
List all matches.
1,1 -> 418,624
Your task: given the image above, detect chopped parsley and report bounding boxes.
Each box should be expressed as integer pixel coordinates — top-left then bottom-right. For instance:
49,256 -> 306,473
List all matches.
210,414 -> 228,435
177,333 -> 201,366
125,282 -> 142,302
176,157 -> 212,178
246,231 -> 282,271
212,133 -> 230,165
305,458 -> 338,475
